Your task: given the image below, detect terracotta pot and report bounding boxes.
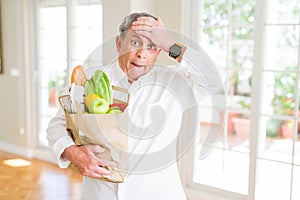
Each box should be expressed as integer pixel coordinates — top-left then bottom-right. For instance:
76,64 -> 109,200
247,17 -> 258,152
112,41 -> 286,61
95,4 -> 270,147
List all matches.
280,125 -> 294,138
283,110 -> 300,133
232,117 -> 251,138
49,89 -> 56,106
227,112 -> 238,133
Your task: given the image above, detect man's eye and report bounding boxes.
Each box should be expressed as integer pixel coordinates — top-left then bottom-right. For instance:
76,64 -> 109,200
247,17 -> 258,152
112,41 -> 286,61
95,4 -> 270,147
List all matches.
148,44 -> 156,50
131,40 -> 139,47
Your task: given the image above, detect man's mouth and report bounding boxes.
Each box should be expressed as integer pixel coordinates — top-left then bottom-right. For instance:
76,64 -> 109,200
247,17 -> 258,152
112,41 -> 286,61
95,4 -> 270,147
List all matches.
131,62 -> 145,68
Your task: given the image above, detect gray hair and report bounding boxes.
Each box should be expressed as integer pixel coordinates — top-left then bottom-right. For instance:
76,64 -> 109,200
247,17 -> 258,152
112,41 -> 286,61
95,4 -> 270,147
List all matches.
119,12 -> 157,39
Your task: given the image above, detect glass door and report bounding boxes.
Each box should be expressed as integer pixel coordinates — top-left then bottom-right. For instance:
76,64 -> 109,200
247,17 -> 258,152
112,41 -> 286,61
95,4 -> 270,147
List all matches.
192,0 -> 255,196
186,0 -> 300,199
36,0 -> 103,147
256,0 -> 300,199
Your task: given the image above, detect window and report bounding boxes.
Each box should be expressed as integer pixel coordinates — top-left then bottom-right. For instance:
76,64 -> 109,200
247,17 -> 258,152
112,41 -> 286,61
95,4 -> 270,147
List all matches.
36,0 -> 103,147
186,0 -> 300,200
191,0 -> 255,196
257,0 -> 300,199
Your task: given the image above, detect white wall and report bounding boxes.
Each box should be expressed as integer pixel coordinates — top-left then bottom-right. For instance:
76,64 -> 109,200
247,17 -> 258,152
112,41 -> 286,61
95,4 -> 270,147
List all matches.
102,0 -> 180,40
0,0 -> 31,151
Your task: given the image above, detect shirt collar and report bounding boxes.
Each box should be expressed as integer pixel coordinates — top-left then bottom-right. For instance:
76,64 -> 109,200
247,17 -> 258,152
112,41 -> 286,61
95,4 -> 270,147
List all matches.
110,61 -> 131,88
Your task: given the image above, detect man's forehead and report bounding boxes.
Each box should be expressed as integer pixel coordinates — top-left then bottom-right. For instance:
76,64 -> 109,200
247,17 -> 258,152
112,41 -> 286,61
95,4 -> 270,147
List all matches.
124,27 -> 153,43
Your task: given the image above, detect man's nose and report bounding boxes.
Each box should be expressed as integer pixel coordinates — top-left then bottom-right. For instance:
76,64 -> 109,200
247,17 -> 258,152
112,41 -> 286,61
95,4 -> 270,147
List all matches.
136,47 -> 148,59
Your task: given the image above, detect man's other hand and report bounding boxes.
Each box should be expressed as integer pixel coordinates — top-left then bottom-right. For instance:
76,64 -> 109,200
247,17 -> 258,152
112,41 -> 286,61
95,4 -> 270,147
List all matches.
62,144 -> 116,178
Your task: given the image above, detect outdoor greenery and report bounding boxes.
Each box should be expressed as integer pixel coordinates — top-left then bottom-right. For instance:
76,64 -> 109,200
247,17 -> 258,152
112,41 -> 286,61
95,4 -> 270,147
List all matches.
202,0 -> 255,96
272,68 -> 298,115
268,66 -> 299,137
48,75 -> 64,89
202,0 -> 299,138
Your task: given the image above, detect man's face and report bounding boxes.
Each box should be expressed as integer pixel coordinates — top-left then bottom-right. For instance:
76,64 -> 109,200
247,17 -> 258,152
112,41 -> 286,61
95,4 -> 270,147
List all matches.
116,27 -> 161,82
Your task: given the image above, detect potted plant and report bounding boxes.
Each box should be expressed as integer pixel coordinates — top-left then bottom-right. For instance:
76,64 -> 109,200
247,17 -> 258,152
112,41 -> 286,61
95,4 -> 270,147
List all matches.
232,98 -> 251,138
272,67 -> 299,138
266,118 -> 282,137
48,79 -> 57,106
232,72 -> 252,138
280,120 -> 295,138
48,75 -> 64,106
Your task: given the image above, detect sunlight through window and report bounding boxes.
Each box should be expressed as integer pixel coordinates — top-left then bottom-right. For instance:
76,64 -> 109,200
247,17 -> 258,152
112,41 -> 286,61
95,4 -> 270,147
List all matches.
3,158 -> 32,167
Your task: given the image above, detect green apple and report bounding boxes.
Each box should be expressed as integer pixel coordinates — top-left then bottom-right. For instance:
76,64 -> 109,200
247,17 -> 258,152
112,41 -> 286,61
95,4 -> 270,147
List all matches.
88,97 -> 109,114
85,93 -> 101,108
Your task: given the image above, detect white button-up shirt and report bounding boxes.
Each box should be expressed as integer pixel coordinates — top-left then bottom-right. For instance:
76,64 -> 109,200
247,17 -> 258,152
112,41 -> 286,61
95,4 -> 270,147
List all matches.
47,46 -> 223,200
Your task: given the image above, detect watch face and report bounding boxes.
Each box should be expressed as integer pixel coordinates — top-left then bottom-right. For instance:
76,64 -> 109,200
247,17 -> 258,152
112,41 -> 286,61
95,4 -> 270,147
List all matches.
169,44 -> 182,59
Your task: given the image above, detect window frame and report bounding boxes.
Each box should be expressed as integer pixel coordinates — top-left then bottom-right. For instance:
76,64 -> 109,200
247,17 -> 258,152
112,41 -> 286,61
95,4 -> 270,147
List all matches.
33,0 -> 103,149
183,0 -> 300,199
181,0 -> 262,199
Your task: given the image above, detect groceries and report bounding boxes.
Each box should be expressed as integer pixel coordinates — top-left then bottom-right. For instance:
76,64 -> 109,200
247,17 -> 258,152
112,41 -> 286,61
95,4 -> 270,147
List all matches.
70,65 -> 128,114
59,65 -> 130,183
84,69 -> 112,104
71,65 -> 87,86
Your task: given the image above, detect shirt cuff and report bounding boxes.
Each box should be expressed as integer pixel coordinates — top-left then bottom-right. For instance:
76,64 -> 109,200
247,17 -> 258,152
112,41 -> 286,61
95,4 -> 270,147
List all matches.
53,135 -> 75,168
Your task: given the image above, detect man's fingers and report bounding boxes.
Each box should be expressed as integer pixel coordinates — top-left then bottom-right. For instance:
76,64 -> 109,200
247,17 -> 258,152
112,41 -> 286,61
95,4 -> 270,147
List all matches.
132,22 -> 152,28
136,16 -> 158,24
133,18 -> 159,28
90,164 -> 111,176
85,144 -> 106,154
133,29 -> 151,37
93,145 -> 106,153
98,158 -> 117,168
96,165 -> 111,175
135,16 -> 163,28
90,166 -> 111,178
131,24 -> 153,32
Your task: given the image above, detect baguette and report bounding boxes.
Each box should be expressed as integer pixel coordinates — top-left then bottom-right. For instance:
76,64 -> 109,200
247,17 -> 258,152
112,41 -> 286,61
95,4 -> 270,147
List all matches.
71,65 -> 87,86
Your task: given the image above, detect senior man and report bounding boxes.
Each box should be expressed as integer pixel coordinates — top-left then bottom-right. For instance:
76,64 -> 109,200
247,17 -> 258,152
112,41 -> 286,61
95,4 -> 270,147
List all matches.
47,12 -> 223,200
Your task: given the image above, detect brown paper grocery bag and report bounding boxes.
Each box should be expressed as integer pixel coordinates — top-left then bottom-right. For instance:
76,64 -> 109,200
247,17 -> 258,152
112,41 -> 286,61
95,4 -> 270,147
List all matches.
66,112 -> 128,183
59,85 -> 129,183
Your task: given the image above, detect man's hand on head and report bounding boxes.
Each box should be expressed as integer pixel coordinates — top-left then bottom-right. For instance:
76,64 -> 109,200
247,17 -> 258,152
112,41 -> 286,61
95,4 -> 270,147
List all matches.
131,16 -> 174,52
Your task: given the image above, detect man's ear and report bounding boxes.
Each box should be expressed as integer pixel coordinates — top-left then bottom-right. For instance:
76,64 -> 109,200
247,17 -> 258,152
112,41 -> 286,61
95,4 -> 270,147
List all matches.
116,36 -> 121,52
155,48 -> 161,57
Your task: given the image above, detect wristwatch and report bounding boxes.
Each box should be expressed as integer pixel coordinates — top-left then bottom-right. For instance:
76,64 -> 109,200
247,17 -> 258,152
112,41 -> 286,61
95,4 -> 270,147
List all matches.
169,43 -> 184,59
